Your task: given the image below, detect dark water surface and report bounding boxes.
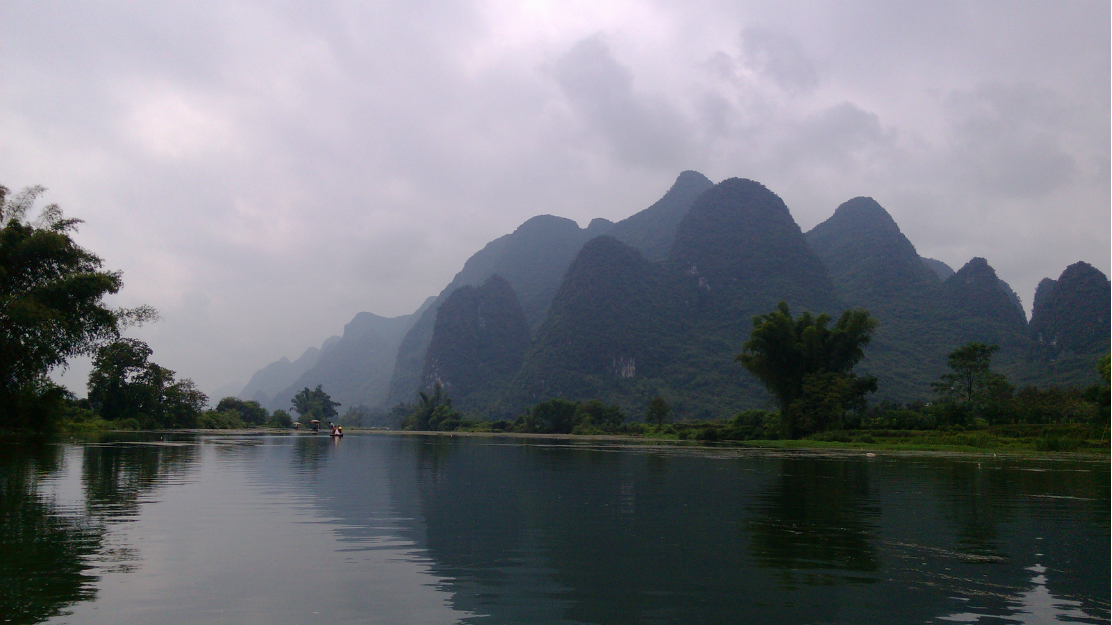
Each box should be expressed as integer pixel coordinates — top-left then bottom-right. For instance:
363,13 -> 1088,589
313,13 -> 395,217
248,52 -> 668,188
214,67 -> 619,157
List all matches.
1,433 -> 1107,624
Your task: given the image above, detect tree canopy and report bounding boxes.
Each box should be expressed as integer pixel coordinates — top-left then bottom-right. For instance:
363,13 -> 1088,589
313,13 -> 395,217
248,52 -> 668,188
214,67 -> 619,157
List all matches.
291,385 -> 340,422
87,338 -> 207,428
0,185 -> 154,429
737,302 -> 877,438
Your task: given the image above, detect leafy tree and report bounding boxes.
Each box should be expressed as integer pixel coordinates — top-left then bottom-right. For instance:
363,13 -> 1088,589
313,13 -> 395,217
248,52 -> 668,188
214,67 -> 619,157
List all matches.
645,396 -> 672,425
737,302 -> 877,438
87,339 -> 207,428
573,400 -> 624,431
215,397 -> 268,426
520,399 -> 579,434
268,409 -> 294,428
0,185 -> 155,430
931,343 -> 1012,414
290,385 -> 340,423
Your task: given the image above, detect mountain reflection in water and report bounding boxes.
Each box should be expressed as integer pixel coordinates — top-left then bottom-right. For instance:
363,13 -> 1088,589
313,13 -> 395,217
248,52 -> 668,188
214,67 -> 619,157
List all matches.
0,433 -> 1107,624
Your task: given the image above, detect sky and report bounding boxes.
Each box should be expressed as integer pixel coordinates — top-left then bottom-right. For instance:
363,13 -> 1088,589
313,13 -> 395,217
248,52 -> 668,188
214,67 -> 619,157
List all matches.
2,1 -> 1108,398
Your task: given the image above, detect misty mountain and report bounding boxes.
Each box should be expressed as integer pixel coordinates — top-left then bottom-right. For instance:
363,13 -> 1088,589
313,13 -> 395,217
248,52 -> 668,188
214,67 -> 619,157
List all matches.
804,197 -> 945,399
1029,261 -> 1111,355
607,170 -> 714,261
922,258 -> 955,281
270,299 -> 433,413
421,276 -> 531,409
1022,262 -> 1111,386
238,338 -> 339,406
805,196 -> 940,309
385,170 -> 712,407
275,170 -> 1107,420
385,215 -> 609,406
507,235 -> 670,414
500,178 -> 842,419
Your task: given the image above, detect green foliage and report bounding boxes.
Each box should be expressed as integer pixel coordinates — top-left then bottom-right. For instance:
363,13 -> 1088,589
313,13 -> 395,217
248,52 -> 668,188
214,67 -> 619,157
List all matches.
645,396 -> 672,425
518,398 -> 579,434
87,339 -> 207,428
290,385 -> 340,422
0,185 -> 155,431
738,302 -> 877,438
195,409 -> 245,429
267,409 -> 294,428
514,398 -> 625,434
215,397 -> 269,426
931,342 -> 1017,425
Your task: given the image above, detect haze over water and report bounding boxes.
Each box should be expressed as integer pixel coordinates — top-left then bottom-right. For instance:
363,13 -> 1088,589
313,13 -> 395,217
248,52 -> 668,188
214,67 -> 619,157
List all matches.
3,433 -> 1108,624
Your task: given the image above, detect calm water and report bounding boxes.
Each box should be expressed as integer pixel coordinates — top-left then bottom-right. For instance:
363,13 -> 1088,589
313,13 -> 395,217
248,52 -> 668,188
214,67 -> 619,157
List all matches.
1,433 -> 1108,625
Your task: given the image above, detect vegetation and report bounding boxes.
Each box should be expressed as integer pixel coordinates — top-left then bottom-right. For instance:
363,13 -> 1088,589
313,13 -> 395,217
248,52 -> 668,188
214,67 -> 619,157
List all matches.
291,385 -> 340,423
737,302 -> 877,438
87,339 -> 208,429
0,185 -> 155,432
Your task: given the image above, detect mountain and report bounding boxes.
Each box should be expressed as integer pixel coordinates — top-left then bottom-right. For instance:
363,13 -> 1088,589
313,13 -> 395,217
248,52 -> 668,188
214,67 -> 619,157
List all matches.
508,236 -> 671,413
1029,262 -> 1110,355
505,178 -> 842,419
805,197 -> 940,309
922,258 -> 955,281
608,170 -> 714,261
269,299 -> 433,412
805,197 -> 944,399
1022,262 -> 1111,386
421,276 -> 531,410
386,171 -> 715,407
385,215 -> 606,406
239,339 -> 337,407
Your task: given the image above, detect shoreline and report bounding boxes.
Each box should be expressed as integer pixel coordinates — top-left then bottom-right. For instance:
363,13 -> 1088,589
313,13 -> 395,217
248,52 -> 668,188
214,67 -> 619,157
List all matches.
21,427 -> 1109,459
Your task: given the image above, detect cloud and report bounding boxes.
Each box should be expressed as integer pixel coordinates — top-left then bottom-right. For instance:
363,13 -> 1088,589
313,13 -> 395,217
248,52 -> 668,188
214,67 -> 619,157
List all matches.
551,34 -> 691,168
1,1 -> 1105,394
738,27 -> 821,95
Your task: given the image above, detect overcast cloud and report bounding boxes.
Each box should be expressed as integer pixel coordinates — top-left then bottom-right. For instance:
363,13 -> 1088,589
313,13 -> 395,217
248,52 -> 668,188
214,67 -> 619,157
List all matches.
2,0 -> 1107,397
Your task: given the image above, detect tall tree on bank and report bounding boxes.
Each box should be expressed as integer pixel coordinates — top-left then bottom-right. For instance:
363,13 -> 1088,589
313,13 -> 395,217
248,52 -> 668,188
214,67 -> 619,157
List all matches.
291,385 -> 340,423
0,185 -> 155,431
737,302 -> 877,438
87,339 -> 208,428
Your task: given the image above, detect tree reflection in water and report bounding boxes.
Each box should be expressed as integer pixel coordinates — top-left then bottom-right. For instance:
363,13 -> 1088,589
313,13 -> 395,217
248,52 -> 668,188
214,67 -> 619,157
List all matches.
1,443 -> 104,624
746,457 -> 880,586
0,436 -> 201,624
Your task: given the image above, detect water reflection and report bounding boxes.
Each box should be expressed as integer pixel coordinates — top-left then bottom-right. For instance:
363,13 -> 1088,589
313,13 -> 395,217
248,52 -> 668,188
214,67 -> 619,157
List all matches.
0,435 -> 1107,624
747,458 -> 879,586
0,443 -> 103,624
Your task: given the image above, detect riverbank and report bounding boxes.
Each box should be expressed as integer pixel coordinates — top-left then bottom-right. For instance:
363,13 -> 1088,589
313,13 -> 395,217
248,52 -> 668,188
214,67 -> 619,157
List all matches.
8,423 -> 1107,457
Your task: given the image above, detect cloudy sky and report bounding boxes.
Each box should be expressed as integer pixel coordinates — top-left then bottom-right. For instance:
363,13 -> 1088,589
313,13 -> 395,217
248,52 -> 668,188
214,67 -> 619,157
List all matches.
3,1 -> 1108,398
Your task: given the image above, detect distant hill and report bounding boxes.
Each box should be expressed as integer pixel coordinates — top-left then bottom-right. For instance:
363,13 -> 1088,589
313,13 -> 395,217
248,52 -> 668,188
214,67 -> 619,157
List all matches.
608,170 -> 713,261
806,196 -> 939,309
922,258 -> 955,281
243,298 -> 432,412
264,171 -> 1108,420
1022,261 -> 1111,386
239,339 -> 337,407
805,197 -> 943,399
421,276 -> 531,410
385,171 -> 713,407
385,215 -> 607,406
501,178 -> 841,419
506,236 -> 670,415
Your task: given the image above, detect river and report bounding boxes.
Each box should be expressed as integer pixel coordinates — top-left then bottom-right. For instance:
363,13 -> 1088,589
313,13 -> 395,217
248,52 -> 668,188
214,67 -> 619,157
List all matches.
1,432 -> 1107,624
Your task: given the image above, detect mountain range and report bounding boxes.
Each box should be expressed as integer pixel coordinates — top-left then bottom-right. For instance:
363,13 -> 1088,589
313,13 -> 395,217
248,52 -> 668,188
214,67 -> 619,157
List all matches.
240,172 -> 1109,419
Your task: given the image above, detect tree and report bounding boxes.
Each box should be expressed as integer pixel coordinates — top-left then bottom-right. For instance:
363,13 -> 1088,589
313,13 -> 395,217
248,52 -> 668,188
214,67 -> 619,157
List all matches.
290,385 -> 340,422
87,338 -> 207,428
0,185 -> 155,429
932,343 -> 1011,412
645,396 -> 672,425
215,397 -> 269,426
737,302 -> 877,438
